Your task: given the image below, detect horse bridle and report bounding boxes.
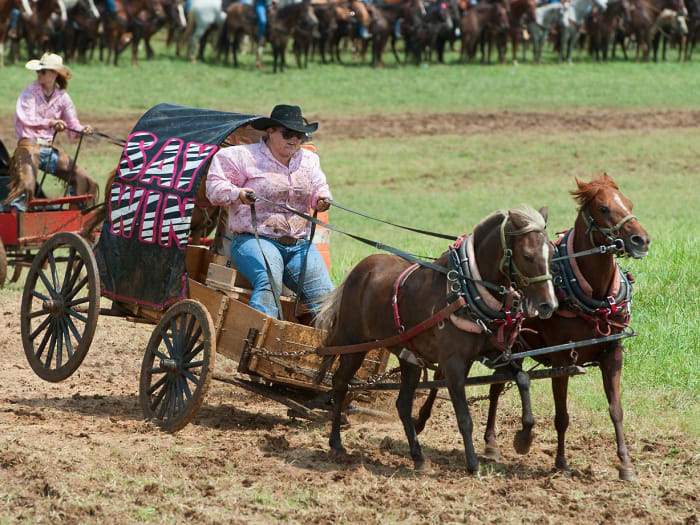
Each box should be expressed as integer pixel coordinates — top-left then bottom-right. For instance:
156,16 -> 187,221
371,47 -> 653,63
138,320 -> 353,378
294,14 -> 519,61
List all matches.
498,216 -> 553,288
580,204 -> 636,250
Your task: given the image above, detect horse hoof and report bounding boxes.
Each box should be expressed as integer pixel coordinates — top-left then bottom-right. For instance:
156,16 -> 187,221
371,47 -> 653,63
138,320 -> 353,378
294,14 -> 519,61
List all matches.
329,447 -> 347,461
484,446 -> 501,458
414,458 -> 430,472
618,467 -> 637,481
513,430 -> 533,455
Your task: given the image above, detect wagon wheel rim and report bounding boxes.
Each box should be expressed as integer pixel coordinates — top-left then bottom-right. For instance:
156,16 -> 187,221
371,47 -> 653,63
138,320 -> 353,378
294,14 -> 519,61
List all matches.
20,232 -> 100,382
139,299 -> 215,433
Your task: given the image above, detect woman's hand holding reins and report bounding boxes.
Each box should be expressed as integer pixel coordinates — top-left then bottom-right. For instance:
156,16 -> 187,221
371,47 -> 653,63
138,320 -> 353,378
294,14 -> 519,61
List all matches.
82,125 -> 94,135
50,119 -> 66,132
316,197 -> 331,212
239,187 -> 256,205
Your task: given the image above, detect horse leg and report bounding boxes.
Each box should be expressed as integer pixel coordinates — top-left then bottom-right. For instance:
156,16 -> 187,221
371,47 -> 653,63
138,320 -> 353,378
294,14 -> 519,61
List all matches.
444,357 -> 479,473
413,387 -> 438,435
483,381 -> 506,457
552,375 -> 571,475
396,360 -> 427,470
600,345 -> 636,481
512,366 -> 535,454
328,353 -> 366,457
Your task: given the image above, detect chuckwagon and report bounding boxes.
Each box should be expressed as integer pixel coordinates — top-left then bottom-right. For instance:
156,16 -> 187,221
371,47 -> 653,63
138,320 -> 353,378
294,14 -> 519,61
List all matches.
17,103 -> 389,432
0,138 -> 95,288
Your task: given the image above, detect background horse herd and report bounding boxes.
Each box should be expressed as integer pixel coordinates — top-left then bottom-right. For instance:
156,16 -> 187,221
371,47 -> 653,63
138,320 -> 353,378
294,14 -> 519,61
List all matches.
0,0 -> 698,70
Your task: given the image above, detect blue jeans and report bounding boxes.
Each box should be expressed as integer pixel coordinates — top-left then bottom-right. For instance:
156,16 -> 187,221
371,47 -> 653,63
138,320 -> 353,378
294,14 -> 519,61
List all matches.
230,234 -> 334,319
255,0 -> 267,42
39,146 -> 58,174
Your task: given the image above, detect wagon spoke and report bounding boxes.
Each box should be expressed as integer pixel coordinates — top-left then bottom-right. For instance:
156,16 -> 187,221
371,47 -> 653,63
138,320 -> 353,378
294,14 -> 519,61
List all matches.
63,259 -> 84,297
48,252 -> 59,292
169,319 -> 182,357
183,340 -> 204,363
183,360 -> 204,369
150,347 -> 169,363
161,331 -> 176,359
37,269 -> 57,298
31,290 -> 51,302
147,374 -> 168,396
182,370 -> 200,385
62,318 -> 74,360
44,324 -> 57,368
55,318 -> 64,368
157,380 -> 171,420
35,321 -> 54,360
64,276 -> 88,303
184,314 -> 196,343
61,247 -> 76,291
180,375 -> 192,401
30,315 -> 53,342
175,377 -> 185,414
167,382 -> 177,420
182,327 -> 202,360
149,381 -> 167,413
65,316 -> 83,342
64,296 -> 90,308
67,308 -> 88,323
28,308 -> 50,319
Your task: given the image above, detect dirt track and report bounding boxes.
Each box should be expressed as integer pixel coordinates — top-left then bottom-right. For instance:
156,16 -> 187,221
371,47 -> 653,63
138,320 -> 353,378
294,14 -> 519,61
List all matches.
3,108 -> 700,147
0,286 -> 698,523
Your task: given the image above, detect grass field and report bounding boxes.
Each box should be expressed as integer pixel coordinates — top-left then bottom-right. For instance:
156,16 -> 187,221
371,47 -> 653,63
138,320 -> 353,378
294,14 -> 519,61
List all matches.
0,36 -> 698,524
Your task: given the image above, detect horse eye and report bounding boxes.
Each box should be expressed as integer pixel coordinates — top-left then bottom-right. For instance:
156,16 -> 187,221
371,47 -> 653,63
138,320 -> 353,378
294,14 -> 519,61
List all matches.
523,254 -> 534,262
599,205 -> 610,213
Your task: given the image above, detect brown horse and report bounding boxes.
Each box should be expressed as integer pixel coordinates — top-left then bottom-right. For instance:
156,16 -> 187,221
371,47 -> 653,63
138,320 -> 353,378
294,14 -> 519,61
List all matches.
104,0 -> 165,65
267,0 -> 318,73
9,0 -> 68,61
0,0 -> 33,66
505,0 -> 537,64
364,0 -> 425,67
220,1 -> 257,67
587,0 -> 632,61
314,206 -> 558,473
460,2 -> 510,63
415,174 -> 651,480
628,0 -> 687,61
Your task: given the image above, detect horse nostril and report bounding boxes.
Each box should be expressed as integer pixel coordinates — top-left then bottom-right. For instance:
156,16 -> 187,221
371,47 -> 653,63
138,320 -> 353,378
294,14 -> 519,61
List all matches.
630,234 -> 645,247
539,303 -> 552,314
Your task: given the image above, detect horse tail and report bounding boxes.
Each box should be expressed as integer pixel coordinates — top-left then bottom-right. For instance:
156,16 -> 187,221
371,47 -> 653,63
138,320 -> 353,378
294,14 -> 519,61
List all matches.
312,279 -> 348,385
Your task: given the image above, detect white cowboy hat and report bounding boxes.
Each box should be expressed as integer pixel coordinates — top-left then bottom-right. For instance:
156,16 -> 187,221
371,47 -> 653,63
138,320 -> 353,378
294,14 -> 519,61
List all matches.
25,53 -> 72,80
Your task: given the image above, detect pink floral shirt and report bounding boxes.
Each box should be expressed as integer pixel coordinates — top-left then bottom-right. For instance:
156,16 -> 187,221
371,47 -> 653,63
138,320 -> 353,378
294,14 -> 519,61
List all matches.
15,81 -> 85,141
206,139 -> 332,239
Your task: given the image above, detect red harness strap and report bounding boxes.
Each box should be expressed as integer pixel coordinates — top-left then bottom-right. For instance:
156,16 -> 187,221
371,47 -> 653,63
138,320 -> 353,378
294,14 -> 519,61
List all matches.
392,264 -> 421,354
316,297 -> 467,356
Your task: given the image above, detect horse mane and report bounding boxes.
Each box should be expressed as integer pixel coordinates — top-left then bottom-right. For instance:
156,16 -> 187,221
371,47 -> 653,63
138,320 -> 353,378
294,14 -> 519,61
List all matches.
570,173 -> 619,209
472,205 -> 545,244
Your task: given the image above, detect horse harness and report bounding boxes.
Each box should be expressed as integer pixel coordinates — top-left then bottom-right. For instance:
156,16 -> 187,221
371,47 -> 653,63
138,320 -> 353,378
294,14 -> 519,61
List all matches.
389,215 -> 553,367
552,227 -> 634,340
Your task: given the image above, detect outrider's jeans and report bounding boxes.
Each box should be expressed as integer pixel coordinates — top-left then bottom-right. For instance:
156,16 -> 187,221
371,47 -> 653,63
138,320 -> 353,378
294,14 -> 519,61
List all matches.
230,234 -> 333,319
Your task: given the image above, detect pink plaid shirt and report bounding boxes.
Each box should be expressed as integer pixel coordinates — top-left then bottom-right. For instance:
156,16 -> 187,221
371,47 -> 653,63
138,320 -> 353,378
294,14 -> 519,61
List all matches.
15,81 -> 85,141
206,139 -> 332,240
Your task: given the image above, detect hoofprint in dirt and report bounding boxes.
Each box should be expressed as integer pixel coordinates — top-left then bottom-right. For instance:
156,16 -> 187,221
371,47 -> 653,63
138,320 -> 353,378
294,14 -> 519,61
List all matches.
0,288 -> 697,523
1,109 -> 700,147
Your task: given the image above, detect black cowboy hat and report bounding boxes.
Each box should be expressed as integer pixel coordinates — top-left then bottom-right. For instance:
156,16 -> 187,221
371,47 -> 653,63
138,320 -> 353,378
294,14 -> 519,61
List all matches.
251,105 -> 318,134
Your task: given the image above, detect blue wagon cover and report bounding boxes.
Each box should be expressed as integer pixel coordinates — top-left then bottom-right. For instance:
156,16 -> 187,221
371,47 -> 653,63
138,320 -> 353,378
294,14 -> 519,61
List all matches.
95,103 -> 261,310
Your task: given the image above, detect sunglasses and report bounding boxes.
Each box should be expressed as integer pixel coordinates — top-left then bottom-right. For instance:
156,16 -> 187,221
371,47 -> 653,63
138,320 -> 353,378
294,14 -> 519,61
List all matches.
279,128 -> 305,140
37,69 -> 53,75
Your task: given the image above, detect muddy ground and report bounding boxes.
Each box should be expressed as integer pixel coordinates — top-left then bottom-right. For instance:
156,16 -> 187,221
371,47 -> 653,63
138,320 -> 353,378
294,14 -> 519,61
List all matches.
1,109 -> 699,523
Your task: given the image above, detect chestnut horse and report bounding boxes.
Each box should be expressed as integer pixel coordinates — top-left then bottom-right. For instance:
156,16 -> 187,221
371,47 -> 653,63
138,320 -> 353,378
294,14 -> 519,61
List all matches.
314,206 -> 558,473
105,0 -> 165,65
0,0 -> 33,66
415,174 -> 651,480
267,0 -> 319,73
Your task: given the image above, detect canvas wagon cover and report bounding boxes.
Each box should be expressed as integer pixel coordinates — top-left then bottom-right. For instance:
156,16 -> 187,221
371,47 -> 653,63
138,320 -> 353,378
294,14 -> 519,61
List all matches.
95,103 -> 262,310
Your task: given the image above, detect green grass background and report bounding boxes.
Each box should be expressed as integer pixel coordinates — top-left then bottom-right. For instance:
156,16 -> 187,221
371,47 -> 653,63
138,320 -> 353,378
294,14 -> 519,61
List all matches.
1,41 -> 698,433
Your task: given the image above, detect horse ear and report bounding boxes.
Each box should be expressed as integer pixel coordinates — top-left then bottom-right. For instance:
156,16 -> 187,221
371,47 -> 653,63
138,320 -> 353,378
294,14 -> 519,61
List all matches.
538,206 -> 549,223
508,210 -> 525,230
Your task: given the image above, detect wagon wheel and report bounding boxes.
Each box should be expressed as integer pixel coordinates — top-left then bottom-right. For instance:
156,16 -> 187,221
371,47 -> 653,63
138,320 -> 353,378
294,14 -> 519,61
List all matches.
139,299 -> 215,433
20,232 -> 100,382
0,238 -> 6,287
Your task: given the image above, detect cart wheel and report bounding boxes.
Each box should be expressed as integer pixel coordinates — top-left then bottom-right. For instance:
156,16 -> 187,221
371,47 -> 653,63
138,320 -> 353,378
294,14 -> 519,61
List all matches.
139,299 -> 215,433
20,232 -> 100,382
0,238 -> 6,287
